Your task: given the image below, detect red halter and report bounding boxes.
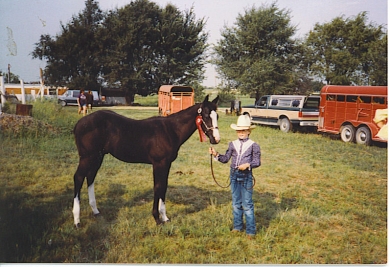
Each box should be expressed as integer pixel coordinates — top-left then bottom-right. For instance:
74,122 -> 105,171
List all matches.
196,108 -> 208,142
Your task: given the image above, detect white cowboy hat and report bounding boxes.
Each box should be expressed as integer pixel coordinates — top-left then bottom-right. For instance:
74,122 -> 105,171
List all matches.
230,115 -> 256,130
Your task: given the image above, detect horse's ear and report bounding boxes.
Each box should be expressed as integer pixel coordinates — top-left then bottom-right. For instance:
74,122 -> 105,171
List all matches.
203,95 -> 210,103
212,95 -> 219,104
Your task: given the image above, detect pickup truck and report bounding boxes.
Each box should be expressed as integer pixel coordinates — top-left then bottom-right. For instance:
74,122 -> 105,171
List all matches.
241,95 -> 320,132
58,90 -> 101,107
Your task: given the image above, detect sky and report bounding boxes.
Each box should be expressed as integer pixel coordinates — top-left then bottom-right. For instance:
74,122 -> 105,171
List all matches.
0,0 -> 387,87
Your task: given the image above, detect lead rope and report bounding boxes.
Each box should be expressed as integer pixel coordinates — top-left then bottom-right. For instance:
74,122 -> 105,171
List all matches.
209,150 -> 256,190
210,153 -> 231,188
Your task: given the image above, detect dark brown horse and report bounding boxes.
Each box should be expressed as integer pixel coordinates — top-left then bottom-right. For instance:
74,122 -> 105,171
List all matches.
72,96 -> 220,227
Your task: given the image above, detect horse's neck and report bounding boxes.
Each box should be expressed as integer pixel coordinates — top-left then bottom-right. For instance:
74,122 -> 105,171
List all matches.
168,104 -> 200,143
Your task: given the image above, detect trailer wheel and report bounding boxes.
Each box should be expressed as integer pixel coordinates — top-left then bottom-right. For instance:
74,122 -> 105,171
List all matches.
279,118 -> 292,133
340,124 -> 355,143
356,126 -> 372,146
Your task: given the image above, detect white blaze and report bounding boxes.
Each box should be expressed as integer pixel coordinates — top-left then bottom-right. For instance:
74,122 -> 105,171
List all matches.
210,110 -> 220,143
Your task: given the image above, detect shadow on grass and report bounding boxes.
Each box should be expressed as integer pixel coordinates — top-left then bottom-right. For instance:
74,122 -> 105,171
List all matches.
0,185 -> 73,262
0,182 -> 295,263
131,185 -> 296,231
0,182 -> 128,263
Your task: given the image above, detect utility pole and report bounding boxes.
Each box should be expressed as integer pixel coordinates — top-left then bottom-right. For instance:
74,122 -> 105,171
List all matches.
7,64 -> 10,83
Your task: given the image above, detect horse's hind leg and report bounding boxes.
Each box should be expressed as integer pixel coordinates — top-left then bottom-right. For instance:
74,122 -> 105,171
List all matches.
73,155 -> 103,227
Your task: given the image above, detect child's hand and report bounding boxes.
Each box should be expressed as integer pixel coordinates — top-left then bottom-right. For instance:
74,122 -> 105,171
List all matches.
209,147 -> 217,156
237,163 -> 250,170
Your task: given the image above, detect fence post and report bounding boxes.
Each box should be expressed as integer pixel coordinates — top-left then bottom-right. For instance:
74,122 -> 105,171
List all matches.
21,79 -> 26,104
0,76 -> 5,104
40,68 -> 44,99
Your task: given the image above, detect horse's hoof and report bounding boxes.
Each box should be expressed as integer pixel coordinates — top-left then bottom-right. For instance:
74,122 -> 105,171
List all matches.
94,213 -> 101,217
75,223 -> 81,228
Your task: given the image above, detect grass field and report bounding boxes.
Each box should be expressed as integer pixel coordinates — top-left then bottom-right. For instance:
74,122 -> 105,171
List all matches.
0,101 -> 387,263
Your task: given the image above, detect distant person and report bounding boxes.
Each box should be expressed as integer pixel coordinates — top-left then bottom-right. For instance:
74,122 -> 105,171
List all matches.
86,90 -> 94,112
209,115 -> 261,239
77,90 -> 87,116
233,98 -> 241,116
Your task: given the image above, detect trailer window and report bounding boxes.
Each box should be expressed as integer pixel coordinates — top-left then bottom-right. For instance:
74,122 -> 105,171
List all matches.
373,97 -> 386,104
326,95 -> 335,101
346,95 -> 358,102
336,95 -> 345,102
359,96 -> 371,103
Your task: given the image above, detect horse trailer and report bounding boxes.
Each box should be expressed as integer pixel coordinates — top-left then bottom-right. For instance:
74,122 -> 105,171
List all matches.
318,85 -> 388,145
158,85 -> 194,116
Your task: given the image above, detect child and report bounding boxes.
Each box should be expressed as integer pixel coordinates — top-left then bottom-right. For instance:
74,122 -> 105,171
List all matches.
209,115 -> 261,238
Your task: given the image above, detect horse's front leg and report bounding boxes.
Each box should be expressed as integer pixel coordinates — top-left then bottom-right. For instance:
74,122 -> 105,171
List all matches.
87,182 -> 100,216
152,162 -> 171,225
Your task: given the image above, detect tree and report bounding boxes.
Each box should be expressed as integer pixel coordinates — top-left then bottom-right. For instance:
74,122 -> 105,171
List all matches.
0,71 -> 20,83
155,4 -> 208,86
365,33 -> 387,85
32,0 -> 208,104
99,0 -> 162,103
32,0 -> 104,90
305,12 -> 387,85
212,2 -> 299,96
101,0 -> 208,103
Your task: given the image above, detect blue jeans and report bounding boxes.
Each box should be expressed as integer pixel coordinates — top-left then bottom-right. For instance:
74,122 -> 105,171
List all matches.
230,168 -> 256,235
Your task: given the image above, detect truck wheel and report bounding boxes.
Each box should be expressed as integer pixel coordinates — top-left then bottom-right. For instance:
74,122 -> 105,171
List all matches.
356,126 -> 372,146
60,101 -> 67,107
279,118 -> 292,133
340,124 -> 355,143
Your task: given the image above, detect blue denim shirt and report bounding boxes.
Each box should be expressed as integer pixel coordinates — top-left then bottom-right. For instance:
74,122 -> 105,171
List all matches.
217,138 -> 261,169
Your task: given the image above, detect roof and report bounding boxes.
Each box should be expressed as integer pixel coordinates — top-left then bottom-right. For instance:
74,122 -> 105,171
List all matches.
321,85 -> 388,96
158,85 -> 193,93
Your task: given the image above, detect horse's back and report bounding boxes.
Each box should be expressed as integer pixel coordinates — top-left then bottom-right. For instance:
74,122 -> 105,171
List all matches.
74,110 -> 174,163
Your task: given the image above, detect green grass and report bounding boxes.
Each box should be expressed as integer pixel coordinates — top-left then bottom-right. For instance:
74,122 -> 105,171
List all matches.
0,103 -> 387,263
134,94 -> 158,106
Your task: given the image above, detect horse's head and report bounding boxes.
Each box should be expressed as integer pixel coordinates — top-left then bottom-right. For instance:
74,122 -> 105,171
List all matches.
198,95 -> 220,144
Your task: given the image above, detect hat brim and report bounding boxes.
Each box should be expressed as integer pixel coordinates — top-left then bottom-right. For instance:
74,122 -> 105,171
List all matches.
230,124 -> 256,130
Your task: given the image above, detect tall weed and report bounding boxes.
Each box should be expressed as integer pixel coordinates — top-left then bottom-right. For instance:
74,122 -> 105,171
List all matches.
32,99 -> 79,133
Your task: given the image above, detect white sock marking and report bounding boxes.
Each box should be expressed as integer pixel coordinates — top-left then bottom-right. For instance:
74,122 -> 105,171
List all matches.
73,195 -> 80,225
159,198 -> 169,222
88,183 -> 100,215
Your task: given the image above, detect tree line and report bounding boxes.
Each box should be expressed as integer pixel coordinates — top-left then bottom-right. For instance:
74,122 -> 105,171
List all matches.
31,0 -> 387,102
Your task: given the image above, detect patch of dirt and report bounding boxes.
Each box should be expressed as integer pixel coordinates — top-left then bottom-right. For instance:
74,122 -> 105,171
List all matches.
0,113 -> 59,136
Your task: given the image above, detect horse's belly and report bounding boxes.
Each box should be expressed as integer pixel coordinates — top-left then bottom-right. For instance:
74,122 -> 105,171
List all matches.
110,151 -> 151,164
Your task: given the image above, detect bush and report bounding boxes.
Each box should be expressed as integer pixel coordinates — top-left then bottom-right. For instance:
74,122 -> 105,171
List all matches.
0,99 -> 79,138
217,90 -> 236,106
32,99 -> 79,133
